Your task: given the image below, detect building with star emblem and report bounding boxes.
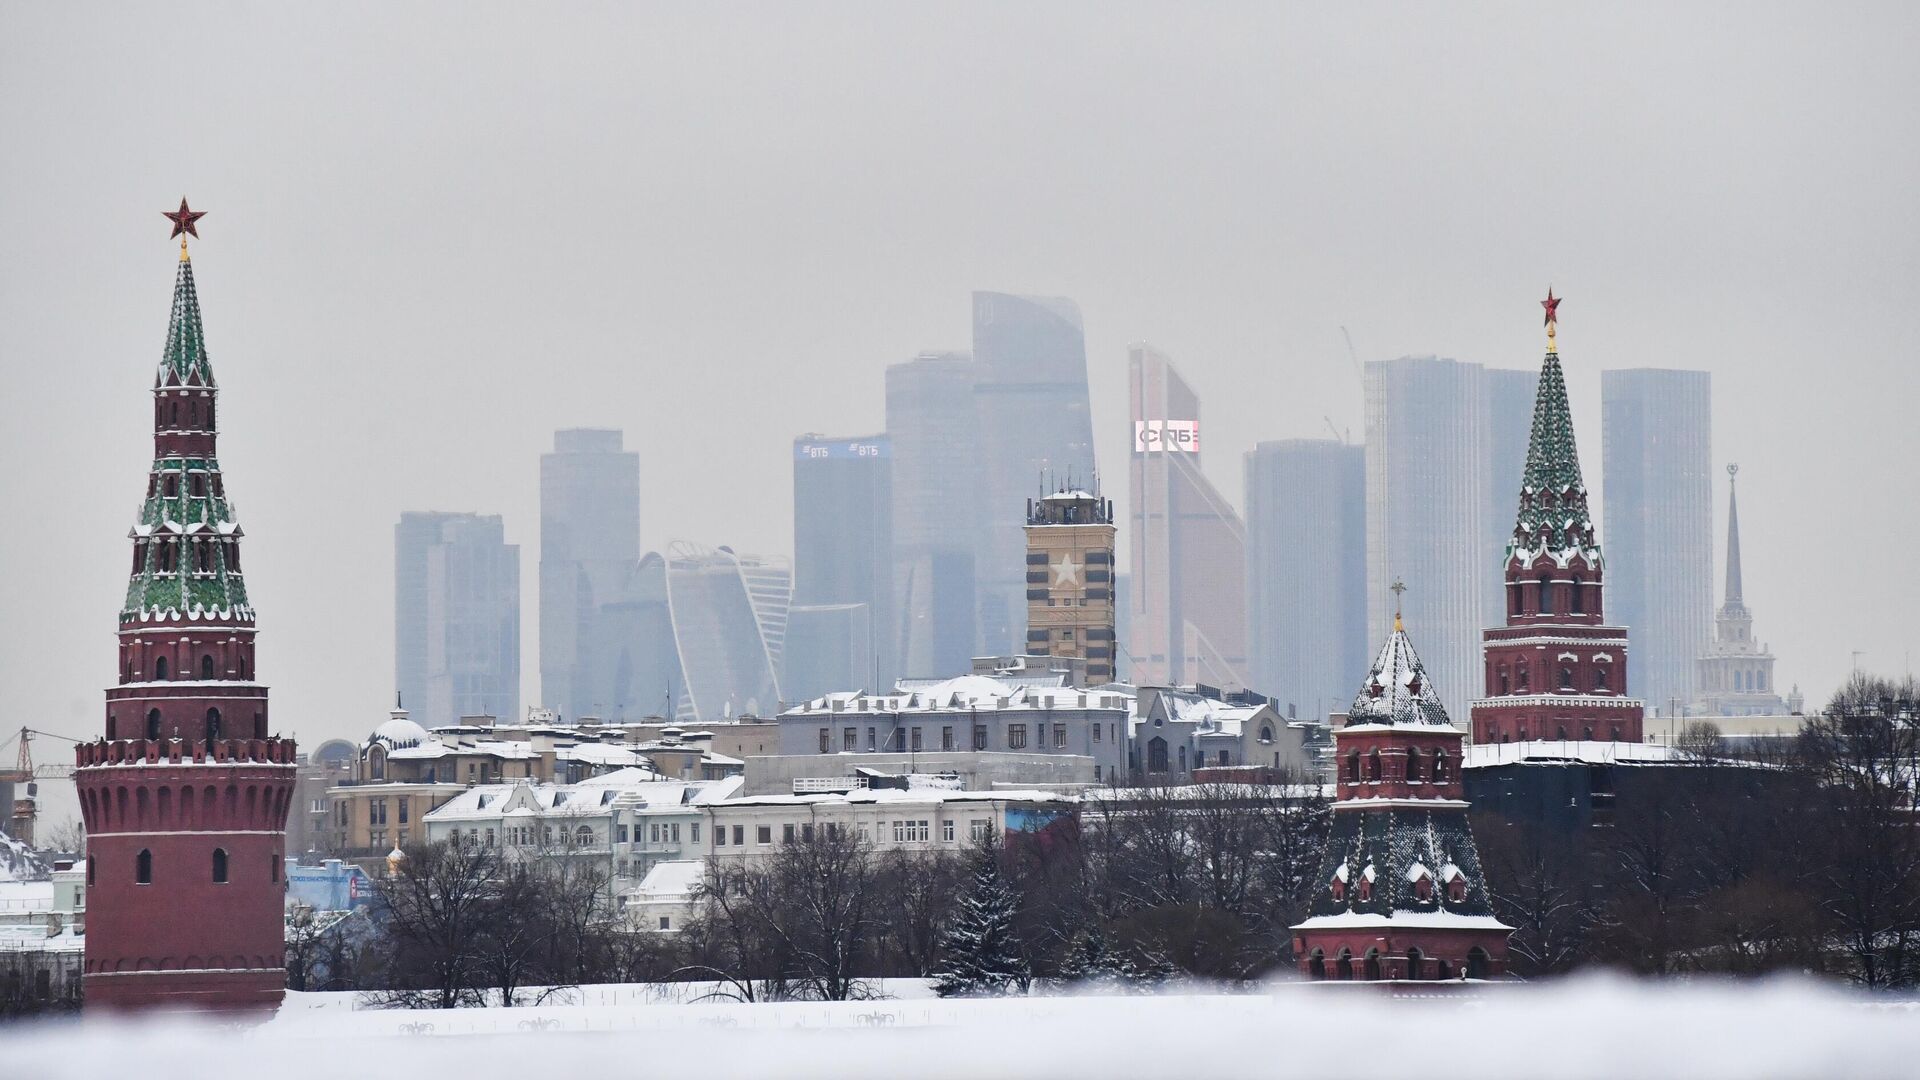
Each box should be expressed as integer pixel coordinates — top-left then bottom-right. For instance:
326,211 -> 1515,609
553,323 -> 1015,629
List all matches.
1023,488 -> 1117,684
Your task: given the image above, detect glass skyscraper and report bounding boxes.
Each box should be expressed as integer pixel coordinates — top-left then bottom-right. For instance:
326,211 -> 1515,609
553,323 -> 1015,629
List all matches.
971,292 -> 1097,658
539,428 -> 639,720
789,433 -> 892,699
395,512 -> 520,729
1245,438 -> 1366,723
1364,356 -> 1536,711
886,351 -> 979,678
1602,368 -> 1713,715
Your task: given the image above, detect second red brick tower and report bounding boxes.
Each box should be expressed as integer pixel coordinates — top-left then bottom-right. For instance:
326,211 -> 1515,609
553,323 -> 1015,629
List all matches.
1469,293 -> 1645,744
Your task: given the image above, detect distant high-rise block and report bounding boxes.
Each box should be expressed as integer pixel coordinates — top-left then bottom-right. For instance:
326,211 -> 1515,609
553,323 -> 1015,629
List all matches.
887,351 -> 978,677
790,433 -> 893,698
1127,345 -> 1248,690
662,543 -> 790,721
539,428 -> 639,720
1601,369 -> 1713,714
1024,489 -> 1118,683
396,512 -> 520,729
1245,439 -> 1366,722
972,292 -> 1097,658
1364,356 -> 1535,710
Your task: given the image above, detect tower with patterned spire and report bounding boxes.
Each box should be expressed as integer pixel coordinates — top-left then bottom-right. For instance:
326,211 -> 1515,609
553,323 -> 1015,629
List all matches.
1292,607 -> 1511,981
1693,465 -> 1786,715
1468,293 -> 1646,744
74,208 -> 296,1011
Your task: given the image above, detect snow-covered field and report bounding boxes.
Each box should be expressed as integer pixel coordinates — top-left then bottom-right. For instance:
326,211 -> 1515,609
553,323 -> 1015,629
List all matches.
13,976 -> 1920,1079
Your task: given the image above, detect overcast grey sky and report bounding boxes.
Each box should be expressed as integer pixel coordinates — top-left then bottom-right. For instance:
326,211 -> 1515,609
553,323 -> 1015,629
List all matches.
3,4 -> 1917,768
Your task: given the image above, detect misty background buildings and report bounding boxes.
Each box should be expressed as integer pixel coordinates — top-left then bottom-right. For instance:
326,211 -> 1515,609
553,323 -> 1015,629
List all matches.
384,289 -> 1763,735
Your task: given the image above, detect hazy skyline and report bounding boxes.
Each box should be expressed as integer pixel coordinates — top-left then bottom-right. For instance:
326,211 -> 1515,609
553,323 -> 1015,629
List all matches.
5,4 -> 1917,770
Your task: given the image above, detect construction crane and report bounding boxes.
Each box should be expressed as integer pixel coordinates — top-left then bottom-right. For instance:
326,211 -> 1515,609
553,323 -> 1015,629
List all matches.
0,727 -> 78,848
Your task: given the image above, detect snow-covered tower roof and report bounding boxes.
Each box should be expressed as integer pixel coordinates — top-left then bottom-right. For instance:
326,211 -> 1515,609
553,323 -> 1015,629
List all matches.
1346,616 -> 1453,728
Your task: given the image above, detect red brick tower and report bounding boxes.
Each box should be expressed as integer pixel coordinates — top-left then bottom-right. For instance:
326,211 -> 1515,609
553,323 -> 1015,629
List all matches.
75,208 -> 296,1011
1469,292 -> 1645,744
1293,609 -> 1511,980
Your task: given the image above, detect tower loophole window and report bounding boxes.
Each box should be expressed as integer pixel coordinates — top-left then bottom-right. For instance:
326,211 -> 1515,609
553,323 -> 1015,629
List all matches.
212,847 -> 228,883
136,849 -> 152,885
202,654 -> 216,679
1570,574 -> 1585,613
154,656 -> 169,682
146,708 -> 162,740
206,708 -> 222,741
1538,575 -> 1553,615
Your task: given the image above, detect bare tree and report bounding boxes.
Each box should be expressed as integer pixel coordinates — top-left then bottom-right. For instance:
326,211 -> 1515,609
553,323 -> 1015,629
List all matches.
365,841 -> 501,1009
690,826 -> 879,1001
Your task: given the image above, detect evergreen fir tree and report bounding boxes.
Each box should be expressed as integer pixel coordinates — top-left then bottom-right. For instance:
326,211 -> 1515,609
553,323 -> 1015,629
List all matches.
932,844 -> 1030,997
1057,921 -> 1124,991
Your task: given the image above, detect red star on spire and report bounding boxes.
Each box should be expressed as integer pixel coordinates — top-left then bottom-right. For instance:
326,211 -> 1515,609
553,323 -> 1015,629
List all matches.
164,197 -> 206,240
1541,287 -> 1561,327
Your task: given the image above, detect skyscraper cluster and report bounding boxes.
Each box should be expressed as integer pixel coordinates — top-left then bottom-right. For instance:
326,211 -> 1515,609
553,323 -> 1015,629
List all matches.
383,288 -> 1743,736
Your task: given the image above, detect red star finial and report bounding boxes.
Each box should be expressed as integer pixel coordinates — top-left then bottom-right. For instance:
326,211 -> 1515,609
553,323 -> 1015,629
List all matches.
163,197 -> 206,240
1541,287 -> 1561,327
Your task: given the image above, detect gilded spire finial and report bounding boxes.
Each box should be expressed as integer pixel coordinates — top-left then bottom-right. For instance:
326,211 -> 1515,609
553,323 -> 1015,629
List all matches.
1390,577 -> 1407,631
1541,286 -> 1561,353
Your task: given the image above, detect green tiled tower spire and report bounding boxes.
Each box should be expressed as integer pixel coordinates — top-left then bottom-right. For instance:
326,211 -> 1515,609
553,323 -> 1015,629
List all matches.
1508,294 -> 1599,564
123,245 -> 252,623
157,254 -> 214,387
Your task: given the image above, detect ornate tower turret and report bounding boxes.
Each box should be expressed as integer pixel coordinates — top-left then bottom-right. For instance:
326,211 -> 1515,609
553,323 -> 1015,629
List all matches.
75,204 -> 296,1011
1469,292 -> 1645,743
1293,601 -> 1512,981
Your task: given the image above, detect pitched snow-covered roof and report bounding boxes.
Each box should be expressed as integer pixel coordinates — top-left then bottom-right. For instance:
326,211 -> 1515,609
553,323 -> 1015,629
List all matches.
784,676 -> 1131,716
1345,622 -> 1454,728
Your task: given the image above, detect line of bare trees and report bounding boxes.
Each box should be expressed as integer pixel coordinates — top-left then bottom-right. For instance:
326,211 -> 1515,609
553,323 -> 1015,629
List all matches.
1480,673 -> 1920,986
676,780 -> 1331,999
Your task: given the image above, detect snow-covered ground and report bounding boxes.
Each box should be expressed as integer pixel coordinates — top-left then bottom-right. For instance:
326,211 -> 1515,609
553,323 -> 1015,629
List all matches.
11,976 -> 1920,1078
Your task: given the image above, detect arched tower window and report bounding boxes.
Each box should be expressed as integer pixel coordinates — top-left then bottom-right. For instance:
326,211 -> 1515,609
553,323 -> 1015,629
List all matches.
212,848 -> 228,883
201,654 -> 216,679
1336,949 -> 1353,980
1406,946 -> 1425,979
1570,574 -> 1585,614
1537,575 -> 1553,615
145,708 -> 162,741
206,708 -> 222,741
1366,749 -> 1382,782
1405,748 -> 1423,782
1364,949 -> 1382,980
1345,751 -> 1360,783
1559,666 -> 1574,689
136,849 -> 152,885
154,656 -> 169,681
170,401 -> 180,426
1308,949 -> 1326,979
1433,750 -> 1449,782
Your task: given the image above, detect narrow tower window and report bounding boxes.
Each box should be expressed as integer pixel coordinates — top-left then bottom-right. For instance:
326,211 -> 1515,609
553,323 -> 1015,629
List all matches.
1537,575 -> 1553,615
146,708 -> 162,740
206,708 -> 222,741
154,656 -> 169,681
212,847 -> 228,883
1570,574 -> 1585,614
136,849 -> 152,885
202,654 -> 216,679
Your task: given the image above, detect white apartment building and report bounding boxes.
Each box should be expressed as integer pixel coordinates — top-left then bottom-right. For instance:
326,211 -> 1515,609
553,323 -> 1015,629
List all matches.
702,786 -> 1077,864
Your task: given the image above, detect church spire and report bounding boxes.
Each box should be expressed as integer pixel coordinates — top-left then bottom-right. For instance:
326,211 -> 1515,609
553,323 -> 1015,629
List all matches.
1509,290 -> 1597,560
1723,463 -> 1745,609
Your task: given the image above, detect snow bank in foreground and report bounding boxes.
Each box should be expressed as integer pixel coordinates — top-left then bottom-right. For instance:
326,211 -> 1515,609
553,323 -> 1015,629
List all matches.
12,976 -> 1920,1080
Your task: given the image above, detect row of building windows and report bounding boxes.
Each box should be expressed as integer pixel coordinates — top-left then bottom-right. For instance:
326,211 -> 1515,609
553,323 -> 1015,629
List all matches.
1488,723 -> 1624,743
818,722 -> 1096,754
133,536 -> 242,576
155,397 -> 216,430
1342,748 -> 1453,784
1493,660 -> 1611,695
1305,945 -> 1491,981
105,846 -> 280,886
1509,575 -> 1591,617
712,818 -> 993,847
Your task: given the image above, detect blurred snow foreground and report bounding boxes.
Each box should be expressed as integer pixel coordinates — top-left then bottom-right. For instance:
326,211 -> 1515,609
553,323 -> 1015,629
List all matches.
15,976 -> 1920,1080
